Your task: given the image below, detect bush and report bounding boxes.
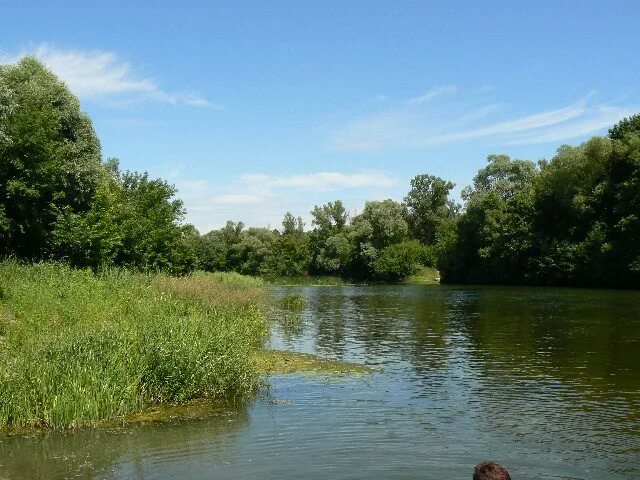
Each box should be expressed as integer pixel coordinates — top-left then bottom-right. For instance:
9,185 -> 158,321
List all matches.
371,240 -> 434,282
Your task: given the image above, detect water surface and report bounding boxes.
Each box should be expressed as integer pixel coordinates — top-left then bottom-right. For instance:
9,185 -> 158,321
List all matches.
1,285 -> 639,479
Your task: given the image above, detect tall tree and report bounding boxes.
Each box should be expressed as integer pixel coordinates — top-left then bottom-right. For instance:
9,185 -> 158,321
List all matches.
0,57 -> 102,258
403,174 -> 457,245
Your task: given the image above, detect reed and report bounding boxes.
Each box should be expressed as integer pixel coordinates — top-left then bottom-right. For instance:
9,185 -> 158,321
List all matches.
0,261 -> 267,429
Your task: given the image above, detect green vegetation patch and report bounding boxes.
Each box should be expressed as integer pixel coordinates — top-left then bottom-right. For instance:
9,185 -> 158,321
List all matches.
265,276 -> 345,286
0,261 -> 267,430
404,267 -> 441,285
276,293 -> 308,310
254,350 -> 373,375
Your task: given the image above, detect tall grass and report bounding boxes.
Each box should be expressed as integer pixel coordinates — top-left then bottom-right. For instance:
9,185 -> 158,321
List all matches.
0,261 -> 267,429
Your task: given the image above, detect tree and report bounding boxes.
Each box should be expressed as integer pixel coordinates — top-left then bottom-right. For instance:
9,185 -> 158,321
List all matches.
403,174 -> 457,245
227,227 -> 277,275
371,240 -> 433,282
349,199 -> 408,277
309,200 -> 349,274
0,57 -> 102,258
608,113 -> 640,141
52,160 -> 194,273
439,155 -> 538,284
311,200 -> 348,234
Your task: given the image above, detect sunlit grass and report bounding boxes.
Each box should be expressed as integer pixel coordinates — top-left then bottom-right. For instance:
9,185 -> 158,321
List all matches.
0,261 -> 267,429
403,267 -> 440,285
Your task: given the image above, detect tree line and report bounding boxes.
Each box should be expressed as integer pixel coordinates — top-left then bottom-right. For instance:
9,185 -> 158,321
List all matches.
1,57 -> 639,287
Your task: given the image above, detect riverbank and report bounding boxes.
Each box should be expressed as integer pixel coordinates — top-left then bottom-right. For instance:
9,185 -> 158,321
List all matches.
0,262 -> 371,431
0,262 -> 268,430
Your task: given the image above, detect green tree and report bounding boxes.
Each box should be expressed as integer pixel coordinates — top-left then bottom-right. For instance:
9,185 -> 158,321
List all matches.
403,174 -> 457,245
263,213 -> 310,276
372,240 -> 433,282
608,113 -> 640,141
309,200 -> 349,274
227,227 -> 277,275
439,155 -> 538,284
52,160 -> 194,273
0,57 -> 102,258
349,199 -> 408,277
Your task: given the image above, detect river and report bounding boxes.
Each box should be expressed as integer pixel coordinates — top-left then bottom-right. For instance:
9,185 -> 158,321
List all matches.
1,285 -> 639,479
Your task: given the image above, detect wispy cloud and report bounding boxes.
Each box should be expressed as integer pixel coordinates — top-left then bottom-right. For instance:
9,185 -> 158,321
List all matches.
0,44 -> 218,107
406,84 -> 458,104
239,171 -> 396,191
171,170 -> 397,231
331,89 -> 635,151
211,194 -> 266,205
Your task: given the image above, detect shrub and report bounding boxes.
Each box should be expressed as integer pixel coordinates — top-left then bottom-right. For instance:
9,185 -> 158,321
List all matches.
371,240 -> 434,282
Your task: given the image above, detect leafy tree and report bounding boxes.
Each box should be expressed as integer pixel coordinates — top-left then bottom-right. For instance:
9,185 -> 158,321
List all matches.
372,240 -> 433,282
311,200 -> 348,234
227,227 -> 277,275
194,230 -> 228,271
349,199 -> 408,277
313,233 -> 353,275
403,174 -> 457,244
263,213 -> 309,276
309,200 -> 349,274
608,113 -> 640,141
439,155 -> 538,284
0,57 -> 102,258
52,160 -> 194,273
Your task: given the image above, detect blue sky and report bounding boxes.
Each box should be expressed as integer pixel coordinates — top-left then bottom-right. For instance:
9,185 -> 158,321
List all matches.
2,1 -> 639,232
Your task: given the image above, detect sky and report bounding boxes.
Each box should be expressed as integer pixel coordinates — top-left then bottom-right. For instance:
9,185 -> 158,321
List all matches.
1,1 -> 639,232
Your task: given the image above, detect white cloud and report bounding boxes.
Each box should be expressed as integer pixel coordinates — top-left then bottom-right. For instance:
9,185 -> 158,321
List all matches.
240,171 -> 396,191
172,170 -> 397,232
406,84 -> 458,104
211,194 -> 266,205
0,44 -> 217,107
331,93 -> 636,151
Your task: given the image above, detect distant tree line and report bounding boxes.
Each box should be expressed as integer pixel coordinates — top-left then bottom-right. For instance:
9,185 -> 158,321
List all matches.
1,57 -> 639,286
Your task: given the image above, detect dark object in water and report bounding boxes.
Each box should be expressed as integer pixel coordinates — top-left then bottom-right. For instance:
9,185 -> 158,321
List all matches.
473,462 -> 511,480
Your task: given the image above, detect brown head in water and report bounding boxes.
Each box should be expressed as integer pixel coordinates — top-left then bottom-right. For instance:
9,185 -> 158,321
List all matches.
473,462 -> 511,480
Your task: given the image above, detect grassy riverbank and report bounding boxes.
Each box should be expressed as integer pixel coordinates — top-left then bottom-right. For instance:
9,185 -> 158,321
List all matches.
0,262 -> 267,429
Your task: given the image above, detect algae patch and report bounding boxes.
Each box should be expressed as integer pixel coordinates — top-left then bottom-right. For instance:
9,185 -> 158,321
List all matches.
254,350 -> 373,375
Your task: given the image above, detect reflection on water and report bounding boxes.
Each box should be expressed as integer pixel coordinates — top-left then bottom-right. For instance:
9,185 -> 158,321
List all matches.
2,285 -> 639,479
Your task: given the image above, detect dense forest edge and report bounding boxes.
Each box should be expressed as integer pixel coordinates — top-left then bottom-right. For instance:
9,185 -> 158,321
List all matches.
1,57 -> 639,288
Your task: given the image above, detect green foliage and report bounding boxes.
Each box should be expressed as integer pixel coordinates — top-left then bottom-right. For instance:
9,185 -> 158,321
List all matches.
262,213 -> 310,276
276,292 -> 307,310
309,200 -> 350,275
608,113 -> 640,140
51,160 -> 194,274
403,174 -> 457,245
0,57 -> 102,258
440,128 -> 640,287
0,261 -> 267,429
371,240 -> 433,282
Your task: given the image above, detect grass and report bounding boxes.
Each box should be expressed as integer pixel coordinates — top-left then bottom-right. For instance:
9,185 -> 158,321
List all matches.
276,292 -> 307,310
264,275 -> 345,286
0,261 -> 267,430
404,266 -> 441,285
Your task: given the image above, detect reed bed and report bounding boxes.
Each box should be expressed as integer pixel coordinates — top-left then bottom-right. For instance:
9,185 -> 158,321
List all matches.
0,261 -> 267,429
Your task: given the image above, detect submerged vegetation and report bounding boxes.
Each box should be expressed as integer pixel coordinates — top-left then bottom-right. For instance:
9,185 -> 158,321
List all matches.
254,350 -> 372,376
0,261 -> 267,429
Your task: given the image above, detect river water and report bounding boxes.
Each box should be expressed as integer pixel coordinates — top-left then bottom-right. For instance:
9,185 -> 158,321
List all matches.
1,285 -> 639,479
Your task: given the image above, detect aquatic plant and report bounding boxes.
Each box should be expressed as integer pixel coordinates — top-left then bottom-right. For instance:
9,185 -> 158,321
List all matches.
277,293 -> 308,310
0,261 -> 267,429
